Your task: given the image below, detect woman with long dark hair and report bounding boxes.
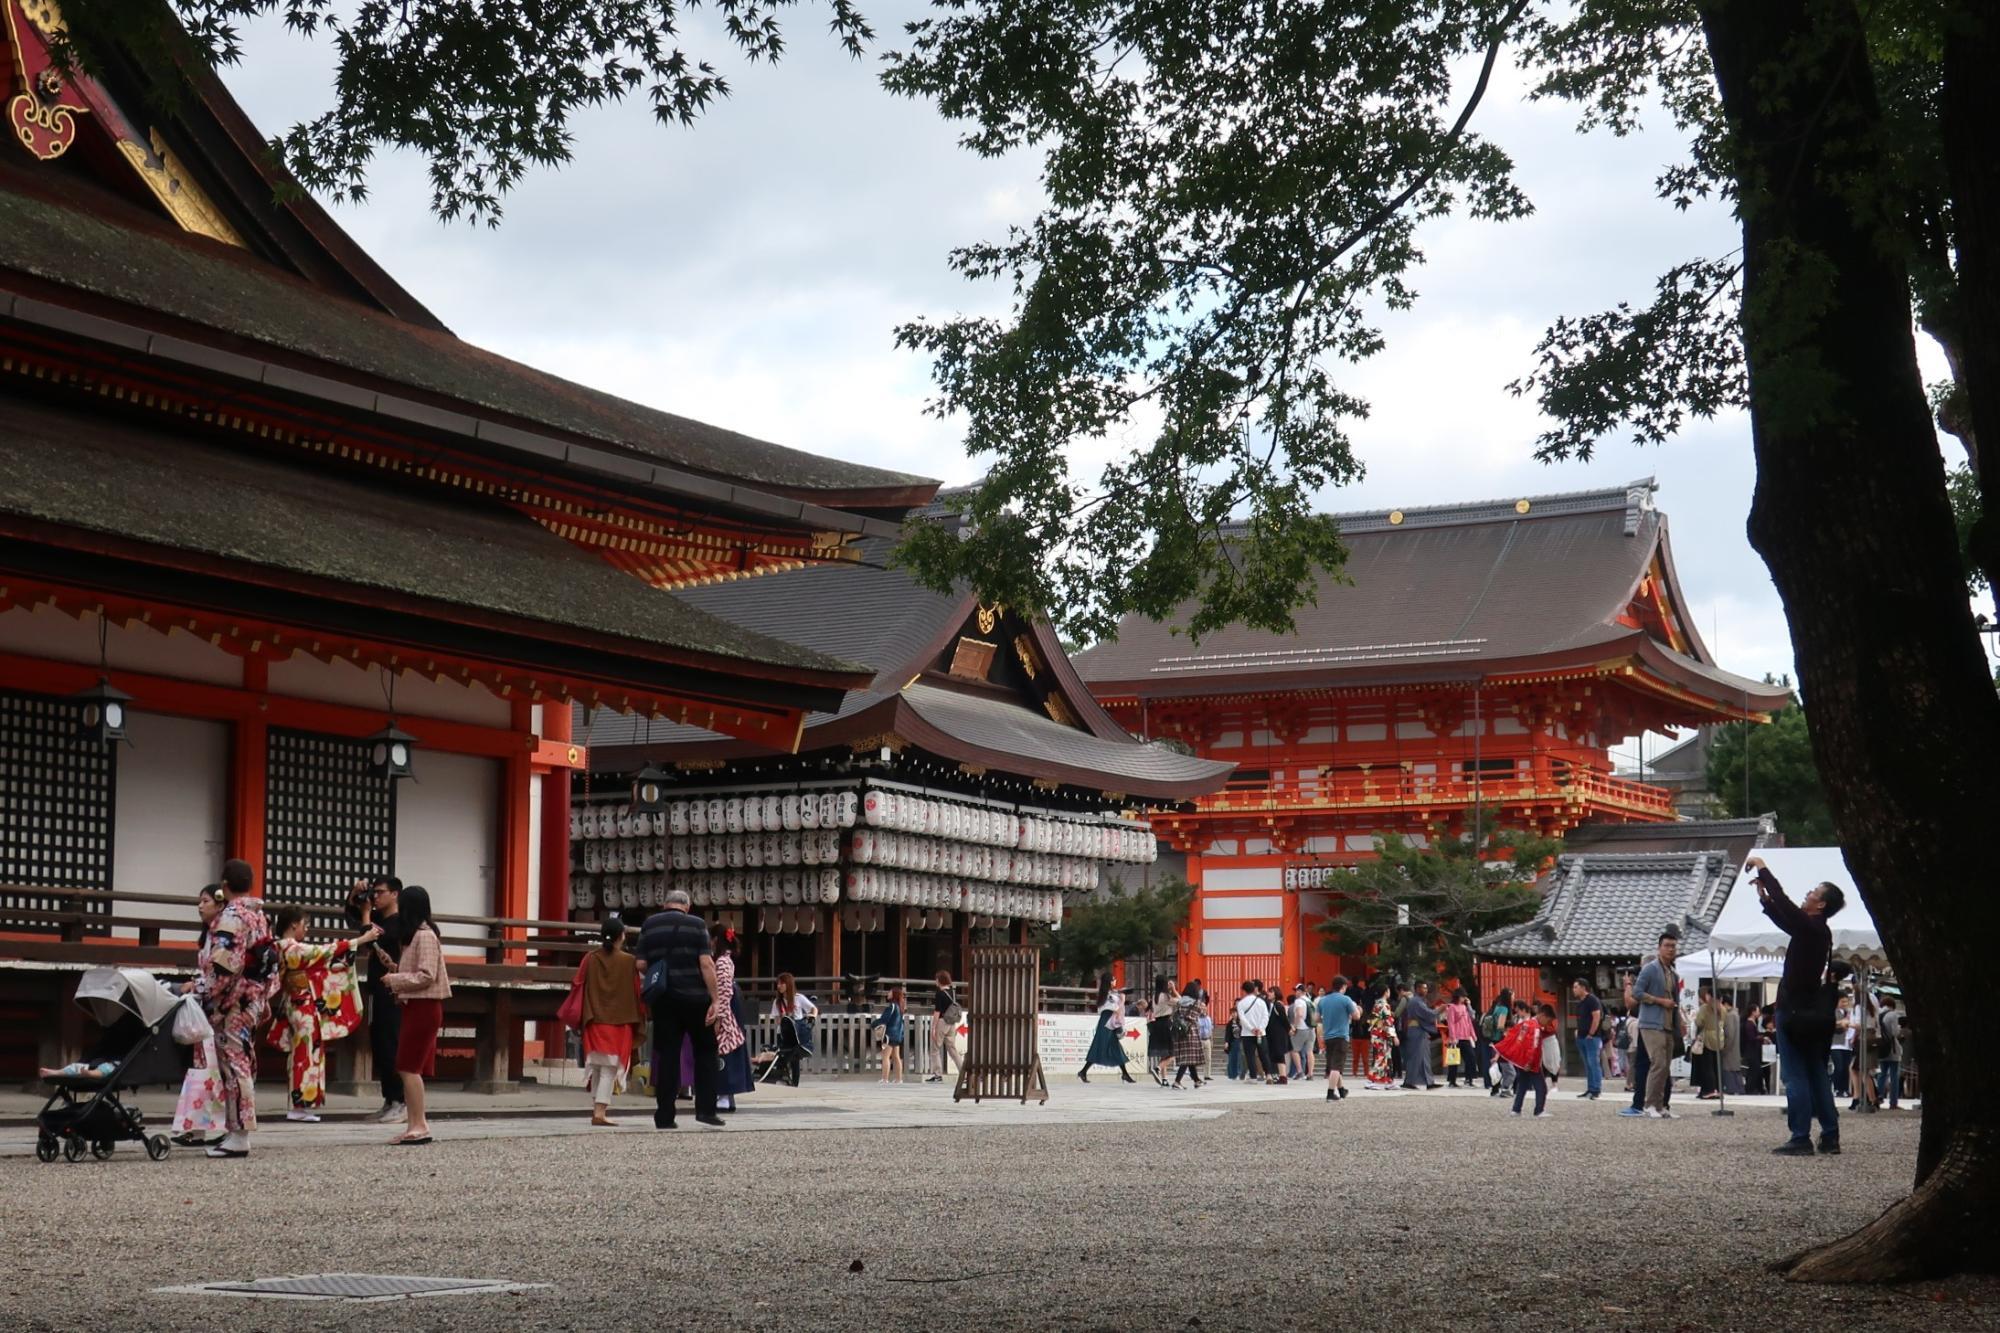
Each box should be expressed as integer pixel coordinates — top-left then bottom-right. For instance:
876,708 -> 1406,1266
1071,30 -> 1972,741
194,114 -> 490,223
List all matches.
579,914 -> 642,1126
171,884 -> 225,1146
711,924 -> 754,1112
1079,972 -> 1135,1083
1146,976 -> 1177,1086
1365,980 -> 1400,1089
1171,980 -> 1209,1088
381,885 -> 451,1145
770,971 -> 817,1087
1484,987 -> 1515,1097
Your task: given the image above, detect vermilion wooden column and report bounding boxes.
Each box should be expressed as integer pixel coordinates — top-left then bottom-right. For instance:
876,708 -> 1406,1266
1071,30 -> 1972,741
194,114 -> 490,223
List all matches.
230,656 -> 269,881
1282,889 -> 1302,987
537,703 -> 572,929
496,702 -> 534,924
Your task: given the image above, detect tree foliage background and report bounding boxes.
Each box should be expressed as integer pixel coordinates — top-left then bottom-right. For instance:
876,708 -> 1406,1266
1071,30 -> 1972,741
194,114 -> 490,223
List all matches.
1031,876 -> 1193,986
1704,690 -> 1836,844
1316,819 -> 1554,1000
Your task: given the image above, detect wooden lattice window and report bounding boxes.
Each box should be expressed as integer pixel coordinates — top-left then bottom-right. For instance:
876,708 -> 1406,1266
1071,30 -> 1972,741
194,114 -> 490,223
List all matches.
0,690 -> 116,925
265,728 -> 395,909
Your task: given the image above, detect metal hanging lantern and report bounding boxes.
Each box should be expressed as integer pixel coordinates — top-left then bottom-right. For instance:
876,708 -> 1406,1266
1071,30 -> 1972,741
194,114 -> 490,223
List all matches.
71,675 -> 133,746
630,762 -> 669,814
366,721 -> 418,780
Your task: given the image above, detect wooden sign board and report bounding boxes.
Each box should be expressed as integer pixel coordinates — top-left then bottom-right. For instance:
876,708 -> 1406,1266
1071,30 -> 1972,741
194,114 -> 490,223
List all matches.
952,944 -> 1048,1104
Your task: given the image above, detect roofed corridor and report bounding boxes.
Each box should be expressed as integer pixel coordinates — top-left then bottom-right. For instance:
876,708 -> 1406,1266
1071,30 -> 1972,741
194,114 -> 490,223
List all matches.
1184,766 -> 1678,822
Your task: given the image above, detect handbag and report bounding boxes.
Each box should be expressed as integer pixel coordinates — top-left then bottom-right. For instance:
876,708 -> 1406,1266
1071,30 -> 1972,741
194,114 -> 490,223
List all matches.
1443,1043 -> 1462,1068
557,961 -> 587,1030
641,957 -> 670,1007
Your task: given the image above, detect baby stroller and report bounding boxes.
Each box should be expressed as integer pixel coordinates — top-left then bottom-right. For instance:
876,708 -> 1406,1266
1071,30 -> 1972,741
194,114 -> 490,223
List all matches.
758,1013 -> 815,1086
35,967 -> 193,1164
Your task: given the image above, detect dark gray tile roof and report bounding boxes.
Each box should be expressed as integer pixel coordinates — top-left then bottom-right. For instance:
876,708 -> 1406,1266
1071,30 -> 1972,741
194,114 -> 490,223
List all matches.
0,398 -> 865,675
0,176 -> 930,499
1072,480 -> 1780,715
897,684 -> 1234,790
1475,850 -> 1739,963
1562,815 -> 1777,863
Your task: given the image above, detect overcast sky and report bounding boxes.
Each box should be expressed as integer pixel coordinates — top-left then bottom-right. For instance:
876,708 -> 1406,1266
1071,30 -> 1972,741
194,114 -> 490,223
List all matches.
221,6 -> 1978,765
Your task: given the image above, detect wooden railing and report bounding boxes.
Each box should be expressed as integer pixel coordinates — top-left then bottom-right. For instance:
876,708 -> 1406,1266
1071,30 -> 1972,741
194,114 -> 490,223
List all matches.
1187,767 -> 1676,820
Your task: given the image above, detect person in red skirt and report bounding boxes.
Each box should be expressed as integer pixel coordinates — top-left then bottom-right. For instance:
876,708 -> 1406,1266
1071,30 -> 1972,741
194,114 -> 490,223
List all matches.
382,885 -> 452,1146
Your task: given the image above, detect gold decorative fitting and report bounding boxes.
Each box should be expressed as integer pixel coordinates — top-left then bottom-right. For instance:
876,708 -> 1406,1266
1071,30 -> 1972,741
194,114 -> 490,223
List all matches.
975,602 -> 1001,635
1515,499 -> 1531,514
1012,635 -> 1042,680
1043,692 -> 1079,727
117,130 -> 244,247
1388,510 -> 1405,525
675,759 -> 726,772
956,763 -> 988,777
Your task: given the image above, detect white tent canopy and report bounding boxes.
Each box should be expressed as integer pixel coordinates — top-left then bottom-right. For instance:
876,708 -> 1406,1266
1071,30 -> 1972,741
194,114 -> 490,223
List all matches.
1679,847 -> 1889,980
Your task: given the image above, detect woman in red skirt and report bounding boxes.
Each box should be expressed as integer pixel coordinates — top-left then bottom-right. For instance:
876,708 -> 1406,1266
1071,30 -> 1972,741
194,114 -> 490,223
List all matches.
578,915 -> 643,1125
382,885 -> 452,1146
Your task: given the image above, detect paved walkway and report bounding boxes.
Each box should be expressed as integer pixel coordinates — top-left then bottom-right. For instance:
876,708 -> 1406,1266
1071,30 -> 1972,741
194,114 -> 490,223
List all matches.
5,1070 -> 1851,1157
1,1073 -> 1985,1333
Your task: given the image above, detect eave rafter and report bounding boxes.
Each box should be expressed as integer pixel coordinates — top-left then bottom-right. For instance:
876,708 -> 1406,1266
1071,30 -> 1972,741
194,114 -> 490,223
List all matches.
0,327 -> 864,592
0,573 -> 805,747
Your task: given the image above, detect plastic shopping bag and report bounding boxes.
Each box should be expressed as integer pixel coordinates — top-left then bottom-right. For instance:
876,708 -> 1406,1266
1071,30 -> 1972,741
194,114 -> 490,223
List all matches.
172,996 -> 214,1046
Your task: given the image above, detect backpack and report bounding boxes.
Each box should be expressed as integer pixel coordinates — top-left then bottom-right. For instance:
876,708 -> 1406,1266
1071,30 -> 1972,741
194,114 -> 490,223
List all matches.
1479,1007 -> 1501,1040
1614,1015 -> 1633,1052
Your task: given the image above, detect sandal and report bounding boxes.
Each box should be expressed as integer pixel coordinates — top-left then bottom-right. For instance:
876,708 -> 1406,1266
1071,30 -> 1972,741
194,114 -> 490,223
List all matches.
393,1133 -> 433,1146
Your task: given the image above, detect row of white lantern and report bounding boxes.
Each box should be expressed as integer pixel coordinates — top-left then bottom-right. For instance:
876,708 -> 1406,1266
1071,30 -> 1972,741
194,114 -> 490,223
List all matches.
842,868 -> 1063,923
757,905 -> 822,935
577,791 -> 1156,863
846,829 -> 1099,889
861,789 -> 1155,862
572,875 -> 662,911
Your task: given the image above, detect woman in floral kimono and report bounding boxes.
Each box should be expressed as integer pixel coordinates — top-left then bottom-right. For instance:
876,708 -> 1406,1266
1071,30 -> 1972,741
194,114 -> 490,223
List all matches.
674,925 -> 753,1112
172,885 -> 225,1146
197,860 -> 279,1159
268,906 -> 380,1121
1366,983 -> 1400,1088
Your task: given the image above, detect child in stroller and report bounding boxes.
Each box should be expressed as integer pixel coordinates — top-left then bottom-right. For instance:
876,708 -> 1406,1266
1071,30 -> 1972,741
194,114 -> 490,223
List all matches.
35,967 -> 195,1164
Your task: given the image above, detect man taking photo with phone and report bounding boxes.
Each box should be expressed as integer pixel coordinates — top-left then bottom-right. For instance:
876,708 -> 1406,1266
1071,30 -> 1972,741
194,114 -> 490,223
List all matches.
1746,855 -> 1846,1156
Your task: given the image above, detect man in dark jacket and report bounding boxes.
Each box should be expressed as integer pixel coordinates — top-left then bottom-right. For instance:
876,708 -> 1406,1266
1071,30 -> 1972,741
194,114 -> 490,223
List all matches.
1747,855 -> 1846,1156
345,876 -> 405,1124
1401,982 -> 1440,1089
637,889 -> 722,1129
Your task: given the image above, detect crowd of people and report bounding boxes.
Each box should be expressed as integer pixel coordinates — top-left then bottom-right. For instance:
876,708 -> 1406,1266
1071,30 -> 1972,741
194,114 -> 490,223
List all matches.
86,856 -> 1909,1153
161,861 -> 451,1158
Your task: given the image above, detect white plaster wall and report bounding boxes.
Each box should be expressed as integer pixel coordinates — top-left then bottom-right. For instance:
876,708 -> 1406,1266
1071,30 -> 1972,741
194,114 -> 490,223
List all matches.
1203,839 -> 1239,856
527,768 -> 542,911
1203,894 -> 1282,920
267,655 -> 512,728
1493,715 -> 1528,735
1347,723 -> 1387,741
1203,865 -> 1282,891
1300,725 -> 1336,744
111,711 -> 230,941
1302,836 -> 1341,854
1203,926 -> 1283,954
394,750 -> 499,920
0,605 -> 240,685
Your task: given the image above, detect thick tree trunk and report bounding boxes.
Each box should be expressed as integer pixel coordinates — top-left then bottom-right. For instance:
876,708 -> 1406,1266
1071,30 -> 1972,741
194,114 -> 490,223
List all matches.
1697,0 -> 2000,1282
1942,2 -> 2000,592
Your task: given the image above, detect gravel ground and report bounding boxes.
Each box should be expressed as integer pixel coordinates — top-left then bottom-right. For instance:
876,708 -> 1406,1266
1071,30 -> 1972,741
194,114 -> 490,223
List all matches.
5,1091 -> 1996,1332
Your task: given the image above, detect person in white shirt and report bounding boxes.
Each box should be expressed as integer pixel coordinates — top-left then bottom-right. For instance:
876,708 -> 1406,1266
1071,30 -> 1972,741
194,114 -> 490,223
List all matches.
1079,973 -> 1136,1084
1236,981 -> 1273,1082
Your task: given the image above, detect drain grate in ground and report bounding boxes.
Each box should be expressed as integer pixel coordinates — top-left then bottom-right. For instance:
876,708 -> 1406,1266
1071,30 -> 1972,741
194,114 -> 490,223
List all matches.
158,1273 -> 549,1302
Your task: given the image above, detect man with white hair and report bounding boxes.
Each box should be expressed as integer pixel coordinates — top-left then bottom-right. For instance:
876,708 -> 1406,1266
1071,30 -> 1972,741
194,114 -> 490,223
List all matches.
637,889 -> 723,1129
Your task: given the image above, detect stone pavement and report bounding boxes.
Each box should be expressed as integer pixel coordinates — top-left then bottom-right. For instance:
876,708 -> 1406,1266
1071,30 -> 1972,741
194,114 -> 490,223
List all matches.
5,1076 -> 1985,1333
1,1070 -> 1824,1155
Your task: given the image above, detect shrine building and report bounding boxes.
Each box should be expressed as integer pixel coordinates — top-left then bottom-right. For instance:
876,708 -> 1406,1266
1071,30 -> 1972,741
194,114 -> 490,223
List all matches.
578,503 -> 1235,987
1073,480 -> 1791,997
0,0 -> 935,1077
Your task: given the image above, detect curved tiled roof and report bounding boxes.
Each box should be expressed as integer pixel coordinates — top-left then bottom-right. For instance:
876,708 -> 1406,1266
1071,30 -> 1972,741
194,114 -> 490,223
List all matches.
1072,478 -> 1787,713
1475,850 -> 1739,963
0,397 -> 869,681
0,174 -> 931,504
